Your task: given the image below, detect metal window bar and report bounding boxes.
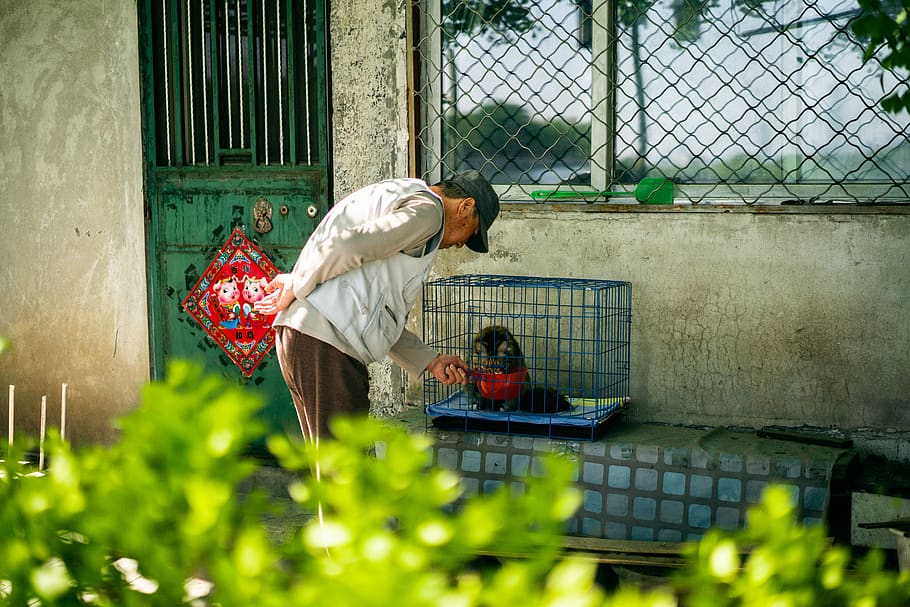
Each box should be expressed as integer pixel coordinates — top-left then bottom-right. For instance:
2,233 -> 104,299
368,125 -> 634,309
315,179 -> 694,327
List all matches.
149,0 -> 318,167
411,0 -> 910,204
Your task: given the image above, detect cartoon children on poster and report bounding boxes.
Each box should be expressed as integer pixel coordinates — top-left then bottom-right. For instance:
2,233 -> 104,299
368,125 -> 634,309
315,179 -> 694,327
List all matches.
182,228 -> 280,377
212,274 -> 270,330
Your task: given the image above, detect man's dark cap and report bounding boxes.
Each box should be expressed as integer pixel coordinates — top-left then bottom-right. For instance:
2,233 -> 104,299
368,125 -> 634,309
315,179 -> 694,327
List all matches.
449,170 -> 499,253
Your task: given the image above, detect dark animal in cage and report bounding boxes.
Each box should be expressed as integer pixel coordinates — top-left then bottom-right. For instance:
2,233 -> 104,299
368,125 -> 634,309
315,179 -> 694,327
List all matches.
422,274 -> 632,440
467,325 -> 571,414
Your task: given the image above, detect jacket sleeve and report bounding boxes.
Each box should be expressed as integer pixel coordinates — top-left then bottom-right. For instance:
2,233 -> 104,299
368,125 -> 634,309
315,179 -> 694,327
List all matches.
387,328 -> 438,378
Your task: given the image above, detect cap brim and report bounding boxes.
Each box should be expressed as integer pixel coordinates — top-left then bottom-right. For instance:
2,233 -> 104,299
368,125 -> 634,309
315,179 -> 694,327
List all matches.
466,220 -> 489,253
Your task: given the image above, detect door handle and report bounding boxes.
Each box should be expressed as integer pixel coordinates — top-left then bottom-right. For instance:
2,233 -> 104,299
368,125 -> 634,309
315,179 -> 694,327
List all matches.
253,198 -> 273,234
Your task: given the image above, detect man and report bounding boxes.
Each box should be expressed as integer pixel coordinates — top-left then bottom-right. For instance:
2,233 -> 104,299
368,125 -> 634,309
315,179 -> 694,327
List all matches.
254,171 -> 500,442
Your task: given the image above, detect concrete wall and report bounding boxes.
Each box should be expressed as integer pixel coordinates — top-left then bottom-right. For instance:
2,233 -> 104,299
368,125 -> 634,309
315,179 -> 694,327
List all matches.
330,0 -> 413,418
0,1 -> 149,445
1,0 -> 908,455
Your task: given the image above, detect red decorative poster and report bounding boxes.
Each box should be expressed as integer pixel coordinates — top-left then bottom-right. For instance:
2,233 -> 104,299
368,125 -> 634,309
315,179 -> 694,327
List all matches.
182,227 -> 281,377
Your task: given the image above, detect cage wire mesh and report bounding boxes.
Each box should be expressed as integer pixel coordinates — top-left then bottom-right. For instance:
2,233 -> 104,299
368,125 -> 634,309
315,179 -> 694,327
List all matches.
423,274 -> 631,440
413,0 -> 910,204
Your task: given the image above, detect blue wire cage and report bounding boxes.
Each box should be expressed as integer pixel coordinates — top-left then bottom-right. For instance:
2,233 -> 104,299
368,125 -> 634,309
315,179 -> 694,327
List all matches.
422,274 -> 631,440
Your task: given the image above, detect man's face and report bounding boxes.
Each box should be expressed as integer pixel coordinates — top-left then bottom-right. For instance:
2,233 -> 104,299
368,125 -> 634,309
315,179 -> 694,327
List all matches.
439,198 -> 481,249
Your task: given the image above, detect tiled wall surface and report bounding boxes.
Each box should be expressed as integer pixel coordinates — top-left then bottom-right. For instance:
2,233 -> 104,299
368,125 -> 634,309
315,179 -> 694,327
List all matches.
428,423 -> 850,542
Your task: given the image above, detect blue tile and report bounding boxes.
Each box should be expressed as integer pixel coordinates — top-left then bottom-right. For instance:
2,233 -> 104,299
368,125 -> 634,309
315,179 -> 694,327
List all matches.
436,447 -> 458,470
635,468 -> 659,492
531,456 -> 547,477
511,454 -> 531,477
464,433 -> 484,447
805,463 -> 829,481
688,504 -> 712,529
582,517 -> 602,537
746,479 -> 768,504
483,480 -> 504,495
717,478 -> 742,503
610,443 -> 634,461
691,447 -> 710,469
690,474 -> 713,499
803,486 -> 827,512
485,452 -> 507,475
659,500 -> 684,524
486,434 -> 510,447
773,457 -> 802,479
716,507 -> 740,530
608,465 -> 631,489
746,454 -> 770,475
461,450 -> 481,473
533,438 -> 551,452
606,493 -> 629,517
583,461 -> 605,484
782,484 -> 800,506
633,497 -> 657,521
719,453 -> 743,473
636,445 -> 660,464
512,436 -> 535,450
664,447 -> 689,467
631,526 -> 655,541
663,471 -> 686,496
658,528 -> 683,542
584,490 -> 603,514
461,477 -> 480,497
605,521 -> 627,540
583,441 -> 607,457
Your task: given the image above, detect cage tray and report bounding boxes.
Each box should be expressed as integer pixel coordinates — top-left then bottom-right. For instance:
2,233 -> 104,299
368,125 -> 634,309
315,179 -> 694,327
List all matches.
425,391 -> 629,441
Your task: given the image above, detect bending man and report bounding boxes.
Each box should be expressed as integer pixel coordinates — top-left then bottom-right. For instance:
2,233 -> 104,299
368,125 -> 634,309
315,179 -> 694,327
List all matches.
254,171 -> 500,441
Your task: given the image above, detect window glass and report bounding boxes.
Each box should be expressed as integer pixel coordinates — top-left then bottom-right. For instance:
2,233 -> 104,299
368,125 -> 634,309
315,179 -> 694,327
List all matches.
413,0 -> 910,204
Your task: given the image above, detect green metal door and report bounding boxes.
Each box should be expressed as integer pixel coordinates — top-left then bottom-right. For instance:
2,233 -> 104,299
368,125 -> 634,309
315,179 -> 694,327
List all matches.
139,0 -> 330,449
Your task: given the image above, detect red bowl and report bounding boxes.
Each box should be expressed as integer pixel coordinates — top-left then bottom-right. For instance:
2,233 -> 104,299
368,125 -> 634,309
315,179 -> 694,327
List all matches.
474,367 -> 529,401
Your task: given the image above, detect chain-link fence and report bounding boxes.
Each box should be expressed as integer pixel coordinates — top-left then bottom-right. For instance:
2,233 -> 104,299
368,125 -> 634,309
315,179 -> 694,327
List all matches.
412,0 -> 910,204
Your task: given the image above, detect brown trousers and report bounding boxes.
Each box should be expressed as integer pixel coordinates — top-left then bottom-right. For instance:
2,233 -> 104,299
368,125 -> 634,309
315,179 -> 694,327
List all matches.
274,326 -> 370,442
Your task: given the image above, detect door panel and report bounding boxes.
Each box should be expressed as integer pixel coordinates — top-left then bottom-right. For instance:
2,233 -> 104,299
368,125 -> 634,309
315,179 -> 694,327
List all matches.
139,0 -> 330,449
149,173 -> 324,445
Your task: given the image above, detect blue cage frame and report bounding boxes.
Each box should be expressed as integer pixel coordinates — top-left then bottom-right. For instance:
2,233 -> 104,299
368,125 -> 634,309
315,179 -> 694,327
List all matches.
422,274 -> 632,440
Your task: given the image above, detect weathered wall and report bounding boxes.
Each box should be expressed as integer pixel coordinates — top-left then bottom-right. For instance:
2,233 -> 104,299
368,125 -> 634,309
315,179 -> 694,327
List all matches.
0,1 -> 149,445
1,0 -> 907,457
330,0 -> 413,417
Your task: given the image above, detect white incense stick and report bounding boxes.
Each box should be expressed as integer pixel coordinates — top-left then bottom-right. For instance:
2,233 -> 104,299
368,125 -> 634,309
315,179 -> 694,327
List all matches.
39,396 -> 47,470
60,383 -> 67,442
7,385 -> 13,448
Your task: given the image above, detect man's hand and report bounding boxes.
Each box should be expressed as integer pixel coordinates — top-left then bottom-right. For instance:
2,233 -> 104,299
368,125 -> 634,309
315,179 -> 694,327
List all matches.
253,274 -> 297,315
426,354 -> 469,385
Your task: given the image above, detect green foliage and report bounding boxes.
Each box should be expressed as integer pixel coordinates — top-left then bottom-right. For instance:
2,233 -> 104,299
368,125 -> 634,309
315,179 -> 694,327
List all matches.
1,361 -> 272,605
853,0 -> 910,114
442,0 -> 536,44
266,416 -> 617,607
676,485 -> 910,607
2,361 -> 909,606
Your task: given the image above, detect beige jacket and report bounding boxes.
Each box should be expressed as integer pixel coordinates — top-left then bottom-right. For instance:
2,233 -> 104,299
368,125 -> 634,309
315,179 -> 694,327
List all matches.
273,178 -> 444,377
